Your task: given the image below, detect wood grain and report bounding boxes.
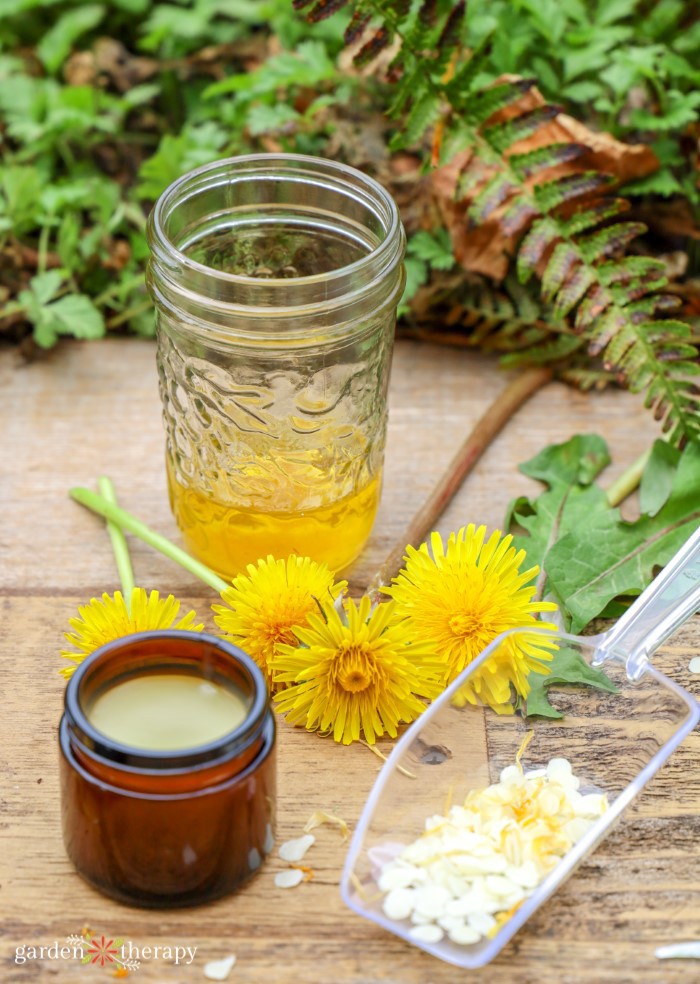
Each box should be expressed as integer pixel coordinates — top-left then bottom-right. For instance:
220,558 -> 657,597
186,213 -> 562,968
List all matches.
2,338 -> 699,983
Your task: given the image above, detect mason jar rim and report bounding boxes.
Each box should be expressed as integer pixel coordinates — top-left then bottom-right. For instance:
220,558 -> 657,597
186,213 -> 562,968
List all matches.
148,152 -> 403,292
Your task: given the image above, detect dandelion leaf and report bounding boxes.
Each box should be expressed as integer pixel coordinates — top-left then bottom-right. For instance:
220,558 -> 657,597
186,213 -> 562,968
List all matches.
506,434 -> 611,609
525,646 -> 617,719
639,440 -> 681,518
545,442 -> 700,633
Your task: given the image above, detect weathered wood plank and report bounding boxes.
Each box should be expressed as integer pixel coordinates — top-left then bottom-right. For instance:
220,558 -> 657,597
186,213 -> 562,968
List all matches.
2,338 -> 699,983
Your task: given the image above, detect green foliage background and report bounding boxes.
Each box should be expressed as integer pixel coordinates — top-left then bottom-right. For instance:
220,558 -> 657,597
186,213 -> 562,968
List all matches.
1,0 -> 699,347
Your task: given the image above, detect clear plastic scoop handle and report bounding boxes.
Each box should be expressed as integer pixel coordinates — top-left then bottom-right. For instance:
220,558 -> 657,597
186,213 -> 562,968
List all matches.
599,522 -> 700,679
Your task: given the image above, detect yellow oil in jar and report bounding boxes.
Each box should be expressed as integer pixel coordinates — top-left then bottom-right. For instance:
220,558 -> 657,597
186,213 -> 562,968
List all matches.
167,457 -> 381,578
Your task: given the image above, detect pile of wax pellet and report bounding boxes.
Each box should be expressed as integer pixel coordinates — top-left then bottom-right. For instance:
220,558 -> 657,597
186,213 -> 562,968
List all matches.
377,757 -> 608,946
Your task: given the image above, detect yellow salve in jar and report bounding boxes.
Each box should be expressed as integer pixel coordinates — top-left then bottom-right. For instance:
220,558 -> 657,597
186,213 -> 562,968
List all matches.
147,154 -> 405,577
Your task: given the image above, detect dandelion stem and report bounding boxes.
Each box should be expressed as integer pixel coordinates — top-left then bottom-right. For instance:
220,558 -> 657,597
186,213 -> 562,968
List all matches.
70,487 -> 229,594
606,447 -> 651,507
365,366 -> 553,600
97,477 -> 135,610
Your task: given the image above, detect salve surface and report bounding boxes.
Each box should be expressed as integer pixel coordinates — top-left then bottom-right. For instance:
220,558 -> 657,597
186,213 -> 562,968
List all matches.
88,673 -> 249,750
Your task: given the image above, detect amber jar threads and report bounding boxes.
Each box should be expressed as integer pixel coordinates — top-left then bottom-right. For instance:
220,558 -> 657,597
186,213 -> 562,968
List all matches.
59,631 -> 275,908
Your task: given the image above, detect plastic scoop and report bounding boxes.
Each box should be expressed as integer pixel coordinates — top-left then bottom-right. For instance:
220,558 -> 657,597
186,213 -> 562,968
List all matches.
341,525 -> 700,968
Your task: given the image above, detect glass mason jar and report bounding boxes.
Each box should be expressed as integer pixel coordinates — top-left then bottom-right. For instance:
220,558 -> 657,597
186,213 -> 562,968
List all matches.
147,154 -> 405,578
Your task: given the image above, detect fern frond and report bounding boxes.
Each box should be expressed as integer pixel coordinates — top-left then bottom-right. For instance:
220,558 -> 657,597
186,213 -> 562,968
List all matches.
559,366 -> 617,391
500,333 -> 584,368
541,243 -> 579,302
446,32 -> 493,98
508,142 -> 587,180
468,175 -> 518,224
533,172 -> 613,214
516,219 -> 559,283
305,0 -> 348,20
344,10 -> 371,44
484,106 -> 560,155
355,26 -> 391,66
463,79 -> 536,127
576,222 -> 648,263
500,198 -> 540,237
304,0 -> 700,446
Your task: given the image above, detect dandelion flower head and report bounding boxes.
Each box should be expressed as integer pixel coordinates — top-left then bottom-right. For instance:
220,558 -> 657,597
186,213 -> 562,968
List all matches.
60,587 -> 203,679
272,596 -> 443,745
212,554 -> 346,689
384,524 -> 558,710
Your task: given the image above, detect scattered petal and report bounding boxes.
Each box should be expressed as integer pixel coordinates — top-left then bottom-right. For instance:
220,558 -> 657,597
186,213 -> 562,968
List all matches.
204,954 -> 237,981
656,942 -> 700,960
304,810 -> 349,841
292,864 -> 315,882
279,834 -> 315,863
274,869 -> 304,889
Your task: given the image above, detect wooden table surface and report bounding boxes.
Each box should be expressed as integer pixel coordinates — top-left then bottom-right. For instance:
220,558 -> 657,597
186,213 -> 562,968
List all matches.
2,338 -> 699,984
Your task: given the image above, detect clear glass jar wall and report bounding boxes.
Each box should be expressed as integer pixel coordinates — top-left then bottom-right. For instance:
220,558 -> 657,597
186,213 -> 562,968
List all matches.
147,154 -> 405,577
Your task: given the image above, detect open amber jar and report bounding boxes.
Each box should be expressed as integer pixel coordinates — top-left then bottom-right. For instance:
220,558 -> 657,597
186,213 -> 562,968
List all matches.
59,631 -> 275,908
147,154 -> 406,579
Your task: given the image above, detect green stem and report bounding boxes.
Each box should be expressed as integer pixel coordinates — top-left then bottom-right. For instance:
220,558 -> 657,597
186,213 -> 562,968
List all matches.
98,477 -> 135,610
106,299 -> 151,330
37,224 -> 50,276
606,447 -> 652,507
93,272 -> 145,308
70,487 -> 229,594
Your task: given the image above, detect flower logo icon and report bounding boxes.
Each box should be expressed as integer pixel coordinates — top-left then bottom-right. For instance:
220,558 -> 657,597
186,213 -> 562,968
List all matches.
86,935 -> 120,967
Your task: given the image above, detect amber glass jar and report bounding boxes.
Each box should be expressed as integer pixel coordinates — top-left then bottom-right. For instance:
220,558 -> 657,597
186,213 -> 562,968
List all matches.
147,153 -> 405,579
59,631 -> 275,908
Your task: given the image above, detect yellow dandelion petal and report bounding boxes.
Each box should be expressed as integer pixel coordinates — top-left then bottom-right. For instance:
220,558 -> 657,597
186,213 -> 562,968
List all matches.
272,598 -> 443,745
59,588 -> 204,678
384,524 -> 559,712
211,555 -> 347,690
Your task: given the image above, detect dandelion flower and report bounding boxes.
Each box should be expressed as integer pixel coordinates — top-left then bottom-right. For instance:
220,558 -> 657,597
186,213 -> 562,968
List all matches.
212,555 -> 347,689
272,596 -> 443,745
384,524 -> 558,711
60,588 -> 204,678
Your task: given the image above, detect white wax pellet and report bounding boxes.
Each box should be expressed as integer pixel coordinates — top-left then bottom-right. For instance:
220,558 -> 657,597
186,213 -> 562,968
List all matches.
274,869 -> 304,889
382,887 -> 416,921
204,955 -> 237,981
485,874 -> 517,897
412,884 -> 452,919
378,863 -> 421,892
411,910 -> 434,925
506,861 -> 540,889
446,893 -> 483,917
546,758 -> 573,781
278,834 -> 315,863
564,817 -> 594,842
437,914 -> 466,931
688,657 -> 700,674
376,754 -> 608,947
409,924 -> 444,944
538,789 -> 561,816
468,911 -> 498,936
577,793 -> 607,817
499,765 -> 523,785
448,924 -> 481,946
